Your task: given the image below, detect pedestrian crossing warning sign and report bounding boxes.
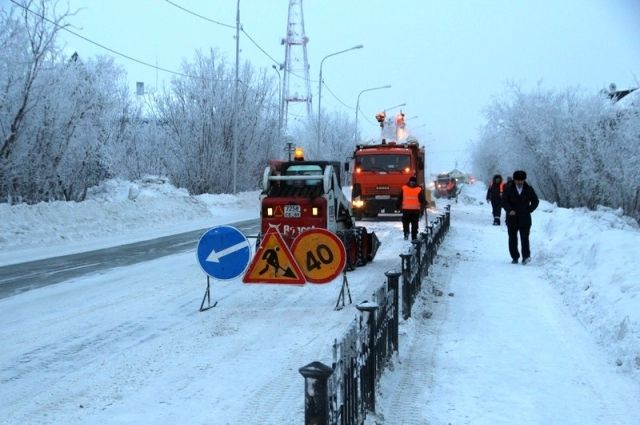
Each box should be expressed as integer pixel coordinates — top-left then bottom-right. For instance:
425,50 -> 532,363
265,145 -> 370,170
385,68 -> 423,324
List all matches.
243,228 -> 305,285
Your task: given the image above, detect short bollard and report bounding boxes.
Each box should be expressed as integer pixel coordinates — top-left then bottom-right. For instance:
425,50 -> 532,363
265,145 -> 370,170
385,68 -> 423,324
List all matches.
299,361 -> 333,425
385,270 -> 401,352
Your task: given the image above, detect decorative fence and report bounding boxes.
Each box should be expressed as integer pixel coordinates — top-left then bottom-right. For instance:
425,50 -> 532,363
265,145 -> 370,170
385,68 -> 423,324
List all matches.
299,206 -> 451,425
401,205 -> 451,320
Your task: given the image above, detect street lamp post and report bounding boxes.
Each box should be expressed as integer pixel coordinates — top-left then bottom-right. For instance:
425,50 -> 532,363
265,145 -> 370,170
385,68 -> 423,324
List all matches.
354,85 -> 391,143
272,65 -> 283,138
317,44 -> 363,153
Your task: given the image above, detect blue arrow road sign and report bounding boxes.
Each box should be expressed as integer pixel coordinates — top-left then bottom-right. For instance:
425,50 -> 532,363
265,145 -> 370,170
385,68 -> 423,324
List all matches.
196,226 -> 251,280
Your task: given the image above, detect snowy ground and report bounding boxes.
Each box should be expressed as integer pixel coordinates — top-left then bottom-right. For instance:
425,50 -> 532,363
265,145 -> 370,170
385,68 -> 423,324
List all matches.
1,178 -> 639,424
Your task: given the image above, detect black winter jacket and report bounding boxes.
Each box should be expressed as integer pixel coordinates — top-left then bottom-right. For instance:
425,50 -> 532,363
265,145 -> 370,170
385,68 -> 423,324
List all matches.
502,182 -> 539,227
486,176 -> 503,204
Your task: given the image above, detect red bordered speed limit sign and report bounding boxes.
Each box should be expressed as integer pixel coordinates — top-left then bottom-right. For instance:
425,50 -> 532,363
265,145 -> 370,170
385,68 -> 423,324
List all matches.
291,229 -> 346,284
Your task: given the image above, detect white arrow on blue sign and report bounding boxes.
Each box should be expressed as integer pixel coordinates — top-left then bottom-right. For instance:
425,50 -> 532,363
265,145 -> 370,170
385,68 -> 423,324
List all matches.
196,225 -> 251,280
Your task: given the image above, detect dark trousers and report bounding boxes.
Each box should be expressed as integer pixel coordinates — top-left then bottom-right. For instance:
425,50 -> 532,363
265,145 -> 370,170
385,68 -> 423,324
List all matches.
507,225 -> 531,260
402,210 -> 420,240
491,201 -> 502,220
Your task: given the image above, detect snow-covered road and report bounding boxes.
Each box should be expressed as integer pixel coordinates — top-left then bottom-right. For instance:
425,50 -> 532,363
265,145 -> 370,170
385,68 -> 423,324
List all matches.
1,182 -> 638,424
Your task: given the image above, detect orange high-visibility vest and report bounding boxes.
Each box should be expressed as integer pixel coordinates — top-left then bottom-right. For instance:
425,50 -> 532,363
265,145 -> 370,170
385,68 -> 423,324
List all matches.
401,185 -> 422,210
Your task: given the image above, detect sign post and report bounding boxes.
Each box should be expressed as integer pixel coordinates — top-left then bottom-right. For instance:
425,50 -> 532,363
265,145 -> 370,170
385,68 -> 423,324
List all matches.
196,225 -> 251,310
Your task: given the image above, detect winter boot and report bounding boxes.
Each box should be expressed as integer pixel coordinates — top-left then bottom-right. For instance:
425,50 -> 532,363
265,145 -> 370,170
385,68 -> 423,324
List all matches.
493,217 -> 500,225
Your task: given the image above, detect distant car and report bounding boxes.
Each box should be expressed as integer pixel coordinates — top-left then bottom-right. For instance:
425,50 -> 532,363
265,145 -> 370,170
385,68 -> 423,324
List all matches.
434,174 -> 457,199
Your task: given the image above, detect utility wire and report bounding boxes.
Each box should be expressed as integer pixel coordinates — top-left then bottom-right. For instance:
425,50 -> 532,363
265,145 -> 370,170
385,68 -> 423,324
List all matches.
321,80 -> 354,110
358,105 -> 378,126
9,0 -> 210,80
241,28 -> 279,66
162,0 -> 235,28
161,0 -> 317,84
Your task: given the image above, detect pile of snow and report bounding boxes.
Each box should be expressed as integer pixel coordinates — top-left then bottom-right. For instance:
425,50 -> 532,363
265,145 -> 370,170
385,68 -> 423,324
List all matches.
0,177 -> 260,265
535,202 -> 640,375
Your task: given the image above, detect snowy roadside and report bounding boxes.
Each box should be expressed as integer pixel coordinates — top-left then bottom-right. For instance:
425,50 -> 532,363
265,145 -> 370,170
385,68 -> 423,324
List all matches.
0,177 -> 261,266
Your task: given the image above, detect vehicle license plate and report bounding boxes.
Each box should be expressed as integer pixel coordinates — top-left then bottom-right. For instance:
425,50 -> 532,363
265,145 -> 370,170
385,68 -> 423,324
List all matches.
375,195 -> 390,200
284,205 -> 301,217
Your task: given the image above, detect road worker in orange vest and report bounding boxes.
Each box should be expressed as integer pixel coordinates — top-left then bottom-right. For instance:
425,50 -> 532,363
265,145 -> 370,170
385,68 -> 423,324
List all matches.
397,176 -> 427,240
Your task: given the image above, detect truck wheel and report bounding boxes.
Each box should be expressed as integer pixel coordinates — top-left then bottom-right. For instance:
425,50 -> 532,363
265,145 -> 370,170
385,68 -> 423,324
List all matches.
355,227 -> 369,266
336,231 -> 357,271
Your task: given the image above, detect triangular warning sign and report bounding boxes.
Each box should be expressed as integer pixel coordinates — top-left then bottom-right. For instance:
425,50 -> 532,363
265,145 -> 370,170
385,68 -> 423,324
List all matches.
243,228 -> 305,285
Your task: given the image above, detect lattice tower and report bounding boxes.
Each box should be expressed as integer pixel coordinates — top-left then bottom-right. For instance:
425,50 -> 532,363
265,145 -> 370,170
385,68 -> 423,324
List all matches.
281,0 -> 312,131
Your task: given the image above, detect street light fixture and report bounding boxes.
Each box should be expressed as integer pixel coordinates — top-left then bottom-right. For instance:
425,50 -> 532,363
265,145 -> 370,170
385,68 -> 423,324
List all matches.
354,85 -> 391,143
383,102 -> 406,112
317,44 -> 364,152
271,64 -> 283,138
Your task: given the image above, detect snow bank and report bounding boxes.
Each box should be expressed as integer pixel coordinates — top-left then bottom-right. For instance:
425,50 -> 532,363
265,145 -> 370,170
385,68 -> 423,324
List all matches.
0,177 -> 260,265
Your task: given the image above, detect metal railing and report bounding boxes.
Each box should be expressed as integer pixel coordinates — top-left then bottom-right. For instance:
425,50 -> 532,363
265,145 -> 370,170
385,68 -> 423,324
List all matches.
300,206 -> 451,425
401,205 -> 451,319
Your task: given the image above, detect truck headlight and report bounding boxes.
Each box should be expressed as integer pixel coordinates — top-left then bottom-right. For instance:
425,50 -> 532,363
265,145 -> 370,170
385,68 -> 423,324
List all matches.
352,199 -> 364,208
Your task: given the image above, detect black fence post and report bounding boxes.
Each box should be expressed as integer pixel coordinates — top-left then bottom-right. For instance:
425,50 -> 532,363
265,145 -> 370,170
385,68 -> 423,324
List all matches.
299,361 -> 334,425
356,301 -> 379,413
385,270 -> 401,353
399,253 -> 412,320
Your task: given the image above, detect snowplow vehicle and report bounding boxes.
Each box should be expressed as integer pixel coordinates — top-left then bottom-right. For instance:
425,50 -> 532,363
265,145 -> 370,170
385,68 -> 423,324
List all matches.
434,173 -> 457,199
260,149 -> 379,269
349,137 -> 426,219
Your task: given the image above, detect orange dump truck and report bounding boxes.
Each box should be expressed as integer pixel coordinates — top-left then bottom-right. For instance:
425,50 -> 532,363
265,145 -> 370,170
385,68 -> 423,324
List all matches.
349,137 -> 426,219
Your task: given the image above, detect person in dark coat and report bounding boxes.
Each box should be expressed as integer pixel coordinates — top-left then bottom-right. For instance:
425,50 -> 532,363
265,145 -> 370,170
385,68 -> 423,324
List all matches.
486,174 -> 504,225
397,176 -> 426,240
502,170 -> 539,264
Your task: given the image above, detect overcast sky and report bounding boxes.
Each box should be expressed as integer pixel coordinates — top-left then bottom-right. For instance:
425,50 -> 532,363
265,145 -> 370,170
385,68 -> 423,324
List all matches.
50,0 -> 640,172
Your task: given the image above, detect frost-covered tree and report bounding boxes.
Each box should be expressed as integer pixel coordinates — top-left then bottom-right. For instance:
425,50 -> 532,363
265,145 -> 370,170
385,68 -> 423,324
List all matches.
289,111 -> 355,162
0,1 -> 141,202
0,0 -> 70,162
472,83 -> 640,221
152,50 -> 279,194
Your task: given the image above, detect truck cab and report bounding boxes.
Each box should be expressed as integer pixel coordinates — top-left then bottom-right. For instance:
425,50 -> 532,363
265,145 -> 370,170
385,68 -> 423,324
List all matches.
349,138 -> 425,219
261,160 -> 351,245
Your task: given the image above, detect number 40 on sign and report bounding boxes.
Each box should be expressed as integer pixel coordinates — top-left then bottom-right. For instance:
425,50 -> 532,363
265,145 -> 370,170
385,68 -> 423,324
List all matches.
291,229 -> 346,284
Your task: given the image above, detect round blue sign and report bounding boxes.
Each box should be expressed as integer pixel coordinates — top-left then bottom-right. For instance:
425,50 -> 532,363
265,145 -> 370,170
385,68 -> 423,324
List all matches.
196,226 -> 251,280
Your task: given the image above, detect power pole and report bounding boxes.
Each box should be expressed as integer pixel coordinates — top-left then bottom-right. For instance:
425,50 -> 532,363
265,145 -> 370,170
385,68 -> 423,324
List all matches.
281,0 -> 312,136
232,0 -> 240,194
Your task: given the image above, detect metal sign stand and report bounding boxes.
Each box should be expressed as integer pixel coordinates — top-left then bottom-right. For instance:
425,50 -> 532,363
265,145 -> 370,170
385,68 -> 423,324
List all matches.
334,270 -> 352,310
199,276 -> 218,312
